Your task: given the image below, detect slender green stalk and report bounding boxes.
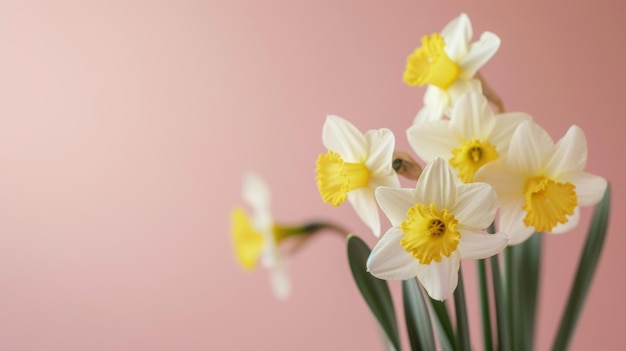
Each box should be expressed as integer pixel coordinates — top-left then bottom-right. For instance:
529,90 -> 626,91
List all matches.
552,185 -> 611,351
490,254 -> 509,351
504,248 -> 515,351
346,235 -> 401,351
509,244 -> 527,351
477,259 -> 494,351
403,278 -> 436,351
519,234 -> 542,350
454,268 -> 471,351
429,298 -> 456,351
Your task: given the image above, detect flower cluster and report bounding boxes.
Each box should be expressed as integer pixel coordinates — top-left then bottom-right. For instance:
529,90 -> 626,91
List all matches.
313,13 -> 607,301
230,12 -> 611,351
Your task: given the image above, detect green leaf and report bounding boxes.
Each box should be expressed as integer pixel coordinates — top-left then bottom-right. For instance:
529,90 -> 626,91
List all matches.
519,233 -> 542,351
429,298 -> 456,351
490,254 -> 509,351
403,278 -> 435,351
552,184 -> 611,351
477,259 -> 494,351
347,234 -> 401,351
454,269 -> 471,351
507,234 -> 542,351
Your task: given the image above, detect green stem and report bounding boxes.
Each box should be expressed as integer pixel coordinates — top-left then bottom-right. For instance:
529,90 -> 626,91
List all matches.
454,268 -> 471,351
477,259 -> 494,351
490,254 -> 509,351
504,247 -> 519,351
552,185 -> 611,351
519,234 -> 542,351
429,298 -> 457,351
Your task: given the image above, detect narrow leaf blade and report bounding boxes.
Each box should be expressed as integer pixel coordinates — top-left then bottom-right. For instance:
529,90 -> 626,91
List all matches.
552,184 -> 611,351
429,298 -> 457,351
347,234 -> 401,351
403,278 -> 436,351
454,269 -> 471,351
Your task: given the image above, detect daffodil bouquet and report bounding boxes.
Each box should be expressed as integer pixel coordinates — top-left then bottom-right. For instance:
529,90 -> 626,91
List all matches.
232,13 -> 610,351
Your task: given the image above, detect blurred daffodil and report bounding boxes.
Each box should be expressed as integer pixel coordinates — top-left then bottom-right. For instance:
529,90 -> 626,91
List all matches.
407,92 -> 531,183
475,121 -> 608,245
316,115 -> 400,237
367,158 -> 508,300
231,173 -> 291,300
404,13 -> 501,123
232,173 -> 348,299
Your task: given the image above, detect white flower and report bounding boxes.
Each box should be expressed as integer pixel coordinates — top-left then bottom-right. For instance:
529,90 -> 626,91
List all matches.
316,115 -> 400,237
231,173 -> 290,300
367,158 -> 508,300
403,13 -> 501,124
407,92 -> 531,183
475,121 -> 608,245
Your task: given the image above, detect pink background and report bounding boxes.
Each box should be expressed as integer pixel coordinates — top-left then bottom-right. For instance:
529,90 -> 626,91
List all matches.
0,1 -> 624,350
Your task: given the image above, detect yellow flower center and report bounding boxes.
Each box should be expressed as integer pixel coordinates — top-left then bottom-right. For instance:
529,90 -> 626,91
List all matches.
231,207 -> 265,271
400,203 -> 460,265
316,150 -> 371,206
449,138 -> 499,183
522,176 -> 578,232
403,33 -> 460,89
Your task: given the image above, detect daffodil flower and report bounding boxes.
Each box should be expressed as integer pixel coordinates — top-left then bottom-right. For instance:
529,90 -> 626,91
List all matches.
403,13 -> 501,123
474,121 -> 608,245
316,115 -> 400,237
367,158 -> 509,300
231,173 -> 291,300
407,92 -> 531,183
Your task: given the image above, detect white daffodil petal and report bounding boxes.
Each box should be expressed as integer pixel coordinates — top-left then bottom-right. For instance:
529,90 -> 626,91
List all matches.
268,260 -> 291,300
416,158 -> 458,209
243,173 -> 271,211
565,171 -> 607,206
508,121 -> 554,175
260,241 -> 280,267
407,120 -> 458,163
551,206 -> 580,234
459,31 -> 501,79
489,112 -> 533,153
415,86 -> 449,124
475,159 -> 526,200
440,13 -> 472,61
243,173 -> 274,235
457,228 -> 509,259
322,115 -> 367,162
449,92 -> 496,139
348,188 -> 381,237
499,198 -> 535,245
369,173 -> 401,190
452,183 -> 498,229
416,252 -> 460,301
545,125 -> 587,176
367,228 -> 418,280
375,187 -> 417,227
447,79 -> 482,102
364,128 -> 396,176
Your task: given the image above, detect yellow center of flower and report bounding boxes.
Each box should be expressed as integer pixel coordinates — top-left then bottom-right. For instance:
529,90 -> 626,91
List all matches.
400,203 -> 460,265
403,33 -> 460,89
449,138 -> 499,183
315,150 -> 371,206
522,176 -> 578,232
231,207 -> 265,271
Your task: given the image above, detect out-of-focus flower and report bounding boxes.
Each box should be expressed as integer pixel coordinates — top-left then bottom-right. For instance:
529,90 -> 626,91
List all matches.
367,158 -> 508,300
316,115 -> 400,237
407,92 -> 531,183
231,173 -> 290,300
475,121 -> 608,245
403,13 -> 501,124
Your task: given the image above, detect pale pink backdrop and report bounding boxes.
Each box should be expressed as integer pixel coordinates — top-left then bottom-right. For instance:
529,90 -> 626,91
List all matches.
0,1 -> 624,350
